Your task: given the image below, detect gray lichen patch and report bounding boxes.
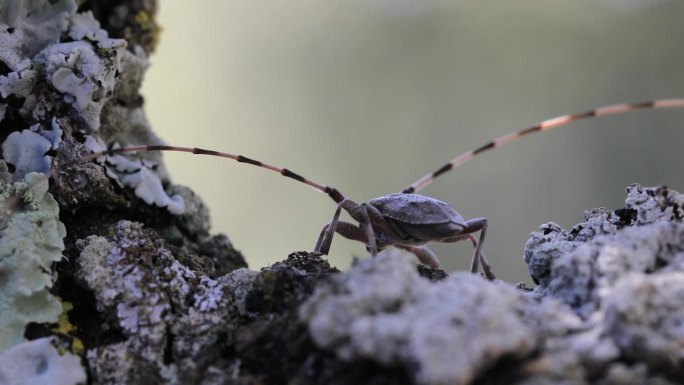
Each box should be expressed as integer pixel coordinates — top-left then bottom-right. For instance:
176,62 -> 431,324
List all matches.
525,185 -> 684,318
75,221 -> 333,384
77,221 -> 198,337
602,272 -> 684,373
518,184 -> 684,382
300,252 -> 541,385
76,220 -> 251,383
76,220 -> 205,383
0,172 -> 66,351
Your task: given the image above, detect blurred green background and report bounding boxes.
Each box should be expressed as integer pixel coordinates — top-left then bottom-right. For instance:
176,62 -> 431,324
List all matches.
142,0 -> 684,283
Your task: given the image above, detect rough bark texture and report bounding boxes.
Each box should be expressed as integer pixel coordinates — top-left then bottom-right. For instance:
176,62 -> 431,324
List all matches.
1,2 -> 684,385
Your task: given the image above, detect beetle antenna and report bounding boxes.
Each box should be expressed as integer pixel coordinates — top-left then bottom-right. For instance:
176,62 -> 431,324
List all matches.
1,145 -> 346,217
82,145 -> 347,203
402,98 -> 684,194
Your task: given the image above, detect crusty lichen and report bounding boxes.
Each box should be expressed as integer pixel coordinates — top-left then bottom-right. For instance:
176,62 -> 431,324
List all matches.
525,184 -> 684,317
0,172 -> 66,351
76,222 -> 331,383
77,220 -> 237,383
521,184 -> 684,381
300,252 -> 548,385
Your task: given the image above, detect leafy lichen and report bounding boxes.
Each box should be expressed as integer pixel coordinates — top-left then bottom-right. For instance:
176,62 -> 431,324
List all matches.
0,172 -> 66,352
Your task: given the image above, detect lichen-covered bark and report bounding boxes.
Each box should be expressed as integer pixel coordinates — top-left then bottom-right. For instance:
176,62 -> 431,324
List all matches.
1,2 -> 684,385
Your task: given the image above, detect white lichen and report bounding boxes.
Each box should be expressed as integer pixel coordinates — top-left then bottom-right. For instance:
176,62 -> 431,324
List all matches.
40,118 -> 64,150
36,38 -> 126,131
83,135 -> 185,214
2,130 -> 53,181
0,0 -> 77,72
68,11 -> 107,41
0,66 -> 37,98
1,0 -> 129,131
1,118 -> 63,181
0,337 -> 86,385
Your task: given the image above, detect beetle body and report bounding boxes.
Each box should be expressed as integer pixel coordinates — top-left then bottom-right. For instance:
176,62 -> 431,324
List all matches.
368,193 -> 467,247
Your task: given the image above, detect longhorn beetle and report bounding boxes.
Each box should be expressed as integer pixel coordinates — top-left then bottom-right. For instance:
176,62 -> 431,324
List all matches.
5,99 -> 684,280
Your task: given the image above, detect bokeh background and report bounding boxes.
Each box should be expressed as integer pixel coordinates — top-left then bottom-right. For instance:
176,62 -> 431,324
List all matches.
142,0 -> 684,283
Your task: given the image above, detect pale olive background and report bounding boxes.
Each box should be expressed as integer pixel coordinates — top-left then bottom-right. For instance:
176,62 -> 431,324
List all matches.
142,0 -> 684,283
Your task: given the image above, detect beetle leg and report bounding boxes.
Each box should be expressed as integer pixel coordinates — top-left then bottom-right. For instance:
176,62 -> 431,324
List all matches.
315,199 -> 370,253
439,233 -> 491,278
396,244 -> 440,269
314,204 -> 343,254
465,234 -> 495,281
315,198 -> 389,255
358,205 -> 378,254
459,218 -> 495,280
315,221 -> 369,254
337,200 -> 382,255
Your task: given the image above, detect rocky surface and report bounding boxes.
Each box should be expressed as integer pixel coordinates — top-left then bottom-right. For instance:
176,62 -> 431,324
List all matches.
1,2 -> 683,384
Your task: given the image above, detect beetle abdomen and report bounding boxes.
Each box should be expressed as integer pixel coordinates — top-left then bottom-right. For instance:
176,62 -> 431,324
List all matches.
384,218 -> 466,244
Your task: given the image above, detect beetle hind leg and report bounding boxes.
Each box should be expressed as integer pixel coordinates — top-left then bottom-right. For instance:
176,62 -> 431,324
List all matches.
396,245 -> 440,269
441,218 -> 495,280
460,218 -> 495,281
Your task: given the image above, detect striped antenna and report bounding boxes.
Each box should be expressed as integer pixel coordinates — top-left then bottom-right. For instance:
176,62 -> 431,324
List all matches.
0,145 -> 347,218
402,98 -> 684,194
83,145 -> 346,204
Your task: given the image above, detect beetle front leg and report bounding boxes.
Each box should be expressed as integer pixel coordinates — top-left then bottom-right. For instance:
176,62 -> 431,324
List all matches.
315,221 -> 369,255
315,199 -> 379,255
340,200 -> 382,255
314,204 -> 343,254
357,205 -> 378,254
